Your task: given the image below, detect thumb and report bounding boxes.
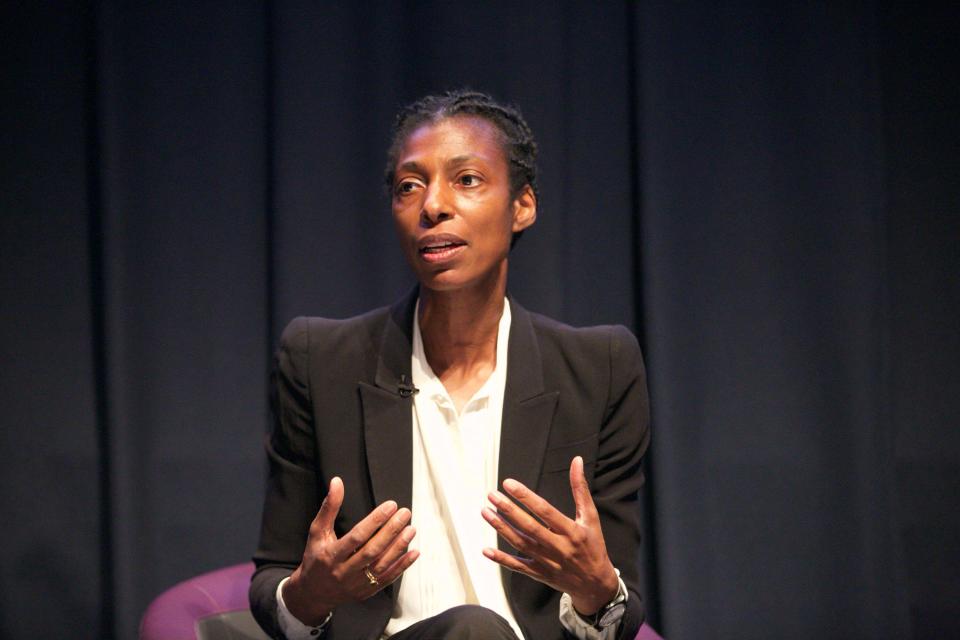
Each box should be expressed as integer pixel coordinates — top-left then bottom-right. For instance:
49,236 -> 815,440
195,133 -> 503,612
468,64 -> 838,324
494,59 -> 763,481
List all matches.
312,476 -> 344,535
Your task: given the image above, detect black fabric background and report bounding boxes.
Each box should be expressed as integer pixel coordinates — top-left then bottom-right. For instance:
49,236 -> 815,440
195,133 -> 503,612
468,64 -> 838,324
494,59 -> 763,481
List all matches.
1,2 -> 956,638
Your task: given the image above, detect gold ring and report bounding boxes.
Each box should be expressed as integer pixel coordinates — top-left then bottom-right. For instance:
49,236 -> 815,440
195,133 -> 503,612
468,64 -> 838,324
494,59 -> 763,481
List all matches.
363,565 -> 380,586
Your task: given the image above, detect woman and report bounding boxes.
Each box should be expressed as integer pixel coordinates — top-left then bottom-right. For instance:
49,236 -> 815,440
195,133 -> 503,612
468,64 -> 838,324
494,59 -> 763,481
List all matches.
250,90 -> 650,640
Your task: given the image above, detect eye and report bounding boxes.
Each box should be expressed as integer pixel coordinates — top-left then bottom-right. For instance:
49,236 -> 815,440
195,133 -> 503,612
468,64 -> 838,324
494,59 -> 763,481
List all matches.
458,173 -> 481,187
395,180 -> 420,196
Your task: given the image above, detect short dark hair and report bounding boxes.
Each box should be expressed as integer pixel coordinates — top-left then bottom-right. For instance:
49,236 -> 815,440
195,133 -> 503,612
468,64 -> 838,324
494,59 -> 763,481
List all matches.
384,90 -> 539,246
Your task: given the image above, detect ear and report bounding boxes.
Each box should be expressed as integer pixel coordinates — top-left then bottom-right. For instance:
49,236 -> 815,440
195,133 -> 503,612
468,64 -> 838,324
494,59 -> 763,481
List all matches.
511,184 -> 537,233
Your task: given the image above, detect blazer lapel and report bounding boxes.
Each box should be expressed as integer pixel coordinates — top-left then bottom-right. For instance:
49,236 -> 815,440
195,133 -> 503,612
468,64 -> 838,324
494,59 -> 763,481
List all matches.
498,297 -> 559,502
360,288 -> 418,512
497,298 -> 559,605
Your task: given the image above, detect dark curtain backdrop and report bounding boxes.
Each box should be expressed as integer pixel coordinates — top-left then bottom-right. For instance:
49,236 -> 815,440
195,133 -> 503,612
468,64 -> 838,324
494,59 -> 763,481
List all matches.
1,2 -> 956,639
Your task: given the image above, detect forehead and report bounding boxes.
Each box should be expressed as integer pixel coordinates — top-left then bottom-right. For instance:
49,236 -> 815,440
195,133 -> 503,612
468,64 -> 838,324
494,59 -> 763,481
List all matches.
395,115 -> 508,169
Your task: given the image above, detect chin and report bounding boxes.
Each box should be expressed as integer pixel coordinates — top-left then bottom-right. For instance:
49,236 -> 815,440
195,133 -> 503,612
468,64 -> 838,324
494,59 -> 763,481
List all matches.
412,258 -> 507,294
417,274 -> 467,293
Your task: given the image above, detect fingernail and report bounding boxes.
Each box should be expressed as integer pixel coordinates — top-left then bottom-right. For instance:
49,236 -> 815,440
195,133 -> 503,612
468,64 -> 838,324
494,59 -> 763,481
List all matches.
503,479 -> 522,492
381,500 -> 398,515
397,508 -> 411,524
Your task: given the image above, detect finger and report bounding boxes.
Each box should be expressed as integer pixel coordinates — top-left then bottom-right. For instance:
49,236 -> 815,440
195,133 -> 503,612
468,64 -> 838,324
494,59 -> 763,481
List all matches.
481,507 -> 538,556
370,526 -> 418,583
569,456 -> 599,524
487,489 -> 553,545
501,478 -> 574,535
311,476 -> 344,537
482,547 -> 536,576
372,548 -> 420,590
369,524 -> 417,573
333,499 -> 398,560
354,508 -> 412,566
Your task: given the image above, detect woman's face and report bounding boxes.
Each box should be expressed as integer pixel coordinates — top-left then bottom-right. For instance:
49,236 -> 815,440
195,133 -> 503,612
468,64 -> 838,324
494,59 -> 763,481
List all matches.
390,115 -> 536,293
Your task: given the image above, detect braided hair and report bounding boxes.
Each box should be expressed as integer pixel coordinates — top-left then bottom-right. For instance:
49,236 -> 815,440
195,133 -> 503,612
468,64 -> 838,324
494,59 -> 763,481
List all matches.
384,90 -> 539,247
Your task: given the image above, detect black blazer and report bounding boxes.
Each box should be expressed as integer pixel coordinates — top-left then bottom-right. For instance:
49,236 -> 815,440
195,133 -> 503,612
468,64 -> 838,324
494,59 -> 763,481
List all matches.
250,290 -> 651,639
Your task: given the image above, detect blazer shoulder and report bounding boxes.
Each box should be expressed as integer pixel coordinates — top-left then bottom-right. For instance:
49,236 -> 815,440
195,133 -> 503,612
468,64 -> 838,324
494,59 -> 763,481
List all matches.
527,311 -> 641,359
278,306 -> 391,355
526,312 -> 646,402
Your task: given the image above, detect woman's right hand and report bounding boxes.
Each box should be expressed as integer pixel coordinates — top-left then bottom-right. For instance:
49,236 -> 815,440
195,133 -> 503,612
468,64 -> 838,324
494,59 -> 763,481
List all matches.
281,477 -> 419,625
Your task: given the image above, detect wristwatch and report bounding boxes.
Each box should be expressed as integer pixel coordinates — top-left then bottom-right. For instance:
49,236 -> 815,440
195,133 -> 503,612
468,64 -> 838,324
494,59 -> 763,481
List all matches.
583,569 -> 628,630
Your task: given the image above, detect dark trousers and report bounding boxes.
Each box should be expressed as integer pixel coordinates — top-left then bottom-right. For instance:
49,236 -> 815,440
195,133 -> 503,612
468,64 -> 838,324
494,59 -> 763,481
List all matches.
388,605 -> 521,640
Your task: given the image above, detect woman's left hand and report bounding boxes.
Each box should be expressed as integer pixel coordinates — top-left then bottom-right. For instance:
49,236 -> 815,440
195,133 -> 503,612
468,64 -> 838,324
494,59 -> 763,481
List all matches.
481,455 -> 620,615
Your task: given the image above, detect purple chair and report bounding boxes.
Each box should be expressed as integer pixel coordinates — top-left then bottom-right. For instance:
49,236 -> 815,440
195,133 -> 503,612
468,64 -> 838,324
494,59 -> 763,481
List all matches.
140,563 -> 268,640
140,562 -> 664,640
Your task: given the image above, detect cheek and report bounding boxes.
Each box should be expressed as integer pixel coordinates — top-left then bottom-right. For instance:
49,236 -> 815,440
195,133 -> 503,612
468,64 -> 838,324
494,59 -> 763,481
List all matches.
474,221 -> 514,259
391,203 -> 417,235
490,208 -> 517,241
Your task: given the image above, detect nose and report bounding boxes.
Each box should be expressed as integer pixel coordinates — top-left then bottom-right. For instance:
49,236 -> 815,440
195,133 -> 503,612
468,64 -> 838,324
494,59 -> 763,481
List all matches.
420,181 -> 453,227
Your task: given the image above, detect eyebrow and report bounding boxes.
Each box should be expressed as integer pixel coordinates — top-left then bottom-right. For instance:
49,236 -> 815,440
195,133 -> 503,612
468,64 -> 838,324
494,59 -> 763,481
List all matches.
396,161 -> 423,175
447,154 -> 482,167
396,154 -> 485,176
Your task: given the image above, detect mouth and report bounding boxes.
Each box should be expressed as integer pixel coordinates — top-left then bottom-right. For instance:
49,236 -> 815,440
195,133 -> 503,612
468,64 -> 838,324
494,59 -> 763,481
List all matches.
418,234 -> 467,263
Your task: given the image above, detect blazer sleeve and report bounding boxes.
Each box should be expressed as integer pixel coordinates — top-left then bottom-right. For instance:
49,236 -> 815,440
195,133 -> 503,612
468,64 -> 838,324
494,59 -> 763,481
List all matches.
593,325 -> 651,640
249,317 -> 322,639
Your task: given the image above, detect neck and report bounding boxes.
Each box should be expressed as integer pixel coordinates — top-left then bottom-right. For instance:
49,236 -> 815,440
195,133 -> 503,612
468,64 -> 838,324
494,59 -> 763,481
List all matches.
418,263 -> 507,376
